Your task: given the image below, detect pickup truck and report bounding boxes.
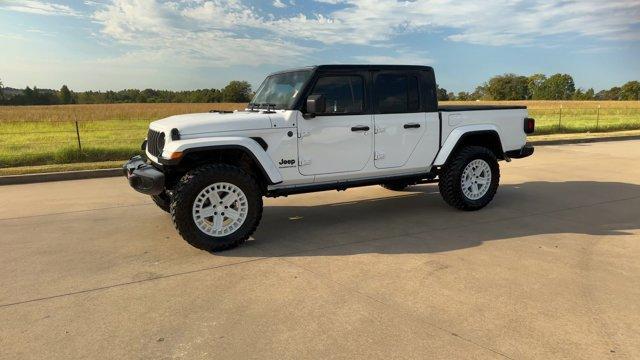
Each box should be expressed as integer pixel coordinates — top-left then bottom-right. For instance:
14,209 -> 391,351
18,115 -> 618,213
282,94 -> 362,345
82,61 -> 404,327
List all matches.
124,65 -> 534,251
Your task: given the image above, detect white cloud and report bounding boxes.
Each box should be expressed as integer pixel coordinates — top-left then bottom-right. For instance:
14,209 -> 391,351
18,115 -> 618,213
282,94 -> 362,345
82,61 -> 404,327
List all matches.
89,0 -> 640,70
273,0 -> 287,8
279,0 -> 640,46
0,0 -> 81,17
91,0 -> 311,68
352,50 -> 434,65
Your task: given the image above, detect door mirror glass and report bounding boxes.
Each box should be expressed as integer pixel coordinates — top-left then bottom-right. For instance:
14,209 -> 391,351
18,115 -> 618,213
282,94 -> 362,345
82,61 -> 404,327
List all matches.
306,94 -> 326,115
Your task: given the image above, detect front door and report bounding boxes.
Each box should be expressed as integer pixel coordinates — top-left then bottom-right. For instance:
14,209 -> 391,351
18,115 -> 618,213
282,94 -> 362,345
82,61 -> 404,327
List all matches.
373,72 -> 426,169
297,74 -> 372,176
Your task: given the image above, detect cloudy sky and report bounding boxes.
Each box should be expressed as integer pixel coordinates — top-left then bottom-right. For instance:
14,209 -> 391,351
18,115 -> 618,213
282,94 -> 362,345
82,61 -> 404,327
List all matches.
1,0 -> 639,92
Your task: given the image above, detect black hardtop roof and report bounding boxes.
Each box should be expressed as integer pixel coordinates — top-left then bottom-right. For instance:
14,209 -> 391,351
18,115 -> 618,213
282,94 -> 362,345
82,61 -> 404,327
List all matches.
269,64 -> 434,76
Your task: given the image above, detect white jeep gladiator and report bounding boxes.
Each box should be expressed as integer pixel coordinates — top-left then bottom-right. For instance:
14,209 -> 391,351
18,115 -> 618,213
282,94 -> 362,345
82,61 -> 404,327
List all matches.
124,65 -> 534,251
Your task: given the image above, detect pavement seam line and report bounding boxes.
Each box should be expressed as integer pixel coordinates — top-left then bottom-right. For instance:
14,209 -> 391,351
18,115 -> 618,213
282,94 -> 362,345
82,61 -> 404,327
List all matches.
276,256 -> 516,360
0,257 -> 267,309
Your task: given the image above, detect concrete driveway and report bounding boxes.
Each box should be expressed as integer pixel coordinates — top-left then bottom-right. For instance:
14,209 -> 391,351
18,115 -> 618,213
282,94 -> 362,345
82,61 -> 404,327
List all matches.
1,140 -> 639,359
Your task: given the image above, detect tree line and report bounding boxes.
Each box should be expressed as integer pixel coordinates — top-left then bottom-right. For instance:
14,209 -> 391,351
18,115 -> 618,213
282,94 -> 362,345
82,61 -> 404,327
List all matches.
1,74 -> 639,106
0,80 -> 253,106
437,74 -> 640,101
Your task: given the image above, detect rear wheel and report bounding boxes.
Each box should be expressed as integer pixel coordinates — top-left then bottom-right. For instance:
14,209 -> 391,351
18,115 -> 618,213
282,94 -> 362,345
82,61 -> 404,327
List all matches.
438,146 -> 500,211
170,164 -> 263,251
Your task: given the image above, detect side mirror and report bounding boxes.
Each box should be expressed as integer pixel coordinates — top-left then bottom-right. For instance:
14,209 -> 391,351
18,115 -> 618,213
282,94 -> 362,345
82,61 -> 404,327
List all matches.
306,94 -> 325,117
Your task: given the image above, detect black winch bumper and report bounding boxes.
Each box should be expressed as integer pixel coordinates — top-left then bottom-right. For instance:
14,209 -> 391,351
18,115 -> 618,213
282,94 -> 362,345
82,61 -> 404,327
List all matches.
123,155 -> 165,195
505,143 -> 534,159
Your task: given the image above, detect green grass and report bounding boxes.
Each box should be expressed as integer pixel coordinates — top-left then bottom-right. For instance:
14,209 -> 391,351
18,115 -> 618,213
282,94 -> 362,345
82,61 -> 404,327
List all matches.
2,103 -> 640,169
0,119 -> 147,168
529,107 -> 640,134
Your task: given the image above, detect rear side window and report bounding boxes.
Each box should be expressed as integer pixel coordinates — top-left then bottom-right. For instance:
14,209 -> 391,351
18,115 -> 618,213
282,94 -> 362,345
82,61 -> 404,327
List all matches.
310,75 -> 364,115
375,74 -> 421,114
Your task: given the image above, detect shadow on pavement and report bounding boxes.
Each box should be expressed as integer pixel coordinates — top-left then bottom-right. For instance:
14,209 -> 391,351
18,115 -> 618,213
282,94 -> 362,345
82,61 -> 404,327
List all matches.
226,181 -> 640,256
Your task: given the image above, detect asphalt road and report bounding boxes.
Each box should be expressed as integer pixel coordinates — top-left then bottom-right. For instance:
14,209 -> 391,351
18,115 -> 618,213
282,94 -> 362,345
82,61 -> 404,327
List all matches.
2,140 -> 640,359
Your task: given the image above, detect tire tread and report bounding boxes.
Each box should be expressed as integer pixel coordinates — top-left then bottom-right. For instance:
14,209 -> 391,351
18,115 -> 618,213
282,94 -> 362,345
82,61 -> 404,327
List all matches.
170,164 -> 263,251
438,146 -> 500,211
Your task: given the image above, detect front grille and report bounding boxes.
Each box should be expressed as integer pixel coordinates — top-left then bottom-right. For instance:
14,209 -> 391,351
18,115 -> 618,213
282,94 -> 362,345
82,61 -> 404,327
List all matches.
147,129 -> 165,157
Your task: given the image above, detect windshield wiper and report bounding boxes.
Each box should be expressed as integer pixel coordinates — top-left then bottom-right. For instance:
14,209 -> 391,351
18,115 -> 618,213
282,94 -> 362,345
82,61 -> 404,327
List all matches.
247,103 -> 279,113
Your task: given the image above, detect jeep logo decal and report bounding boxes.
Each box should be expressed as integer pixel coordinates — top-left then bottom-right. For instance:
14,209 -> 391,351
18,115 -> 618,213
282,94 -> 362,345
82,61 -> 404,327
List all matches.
278,159 -> 296,168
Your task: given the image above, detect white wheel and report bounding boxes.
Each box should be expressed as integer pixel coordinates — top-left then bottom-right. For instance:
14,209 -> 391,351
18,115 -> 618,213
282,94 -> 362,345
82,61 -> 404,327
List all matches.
460,159 -> 492,200
192,182 -> 249,237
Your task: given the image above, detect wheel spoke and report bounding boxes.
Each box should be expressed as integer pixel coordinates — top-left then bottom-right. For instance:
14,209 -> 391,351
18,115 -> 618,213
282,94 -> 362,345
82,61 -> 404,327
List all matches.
212,214 -> 224,230
199,205 -> 215,218
222,194 -> 236,206
208,191 -> 221,205
225,208 -> 240,221
460,159 -> 492,200
192,182 -> 249,237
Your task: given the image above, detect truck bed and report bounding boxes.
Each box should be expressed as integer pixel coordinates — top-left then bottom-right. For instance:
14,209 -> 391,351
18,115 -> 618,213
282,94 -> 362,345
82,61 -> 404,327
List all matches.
439,105 -> 526,112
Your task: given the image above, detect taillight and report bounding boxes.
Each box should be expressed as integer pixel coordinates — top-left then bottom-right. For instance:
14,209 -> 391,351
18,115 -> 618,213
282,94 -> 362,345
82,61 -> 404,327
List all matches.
524,117 -> 535,134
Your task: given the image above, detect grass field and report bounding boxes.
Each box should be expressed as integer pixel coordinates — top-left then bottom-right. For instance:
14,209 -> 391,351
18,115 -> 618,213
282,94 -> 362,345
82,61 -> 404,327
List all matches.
1,101 -> 639,169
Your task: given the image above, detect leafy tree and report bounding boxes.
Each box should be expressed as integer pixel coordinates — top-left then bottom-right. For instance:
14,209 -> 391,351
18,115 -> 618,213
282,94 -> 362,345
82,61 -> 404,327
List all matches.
538,74 -> 575,100
620,81 -> 640,100
59,85 -> 72,104
527,74 -> 547,99
222,81 -> 252,102
435,85 -> 449,101
485,74 -> 529,100
585,88 -> 595,100
596,87 -> 621,100
0,78 -> 4,103
456,91 -> 471,100
471,85 -> 489,100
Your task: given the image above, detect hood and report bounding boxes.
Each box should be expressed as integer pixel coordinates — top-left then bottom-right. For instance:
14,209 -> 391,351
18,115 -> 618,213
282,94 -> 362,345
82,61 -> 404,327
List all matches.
150,111 -> 273,136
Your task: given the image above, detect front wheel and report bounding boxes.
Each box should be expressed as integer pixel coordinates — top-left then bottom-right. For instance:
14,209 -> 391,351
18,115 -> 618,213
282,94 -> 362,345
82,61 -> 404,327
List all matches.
438,146 -> 500,211
170,164 -> 263,251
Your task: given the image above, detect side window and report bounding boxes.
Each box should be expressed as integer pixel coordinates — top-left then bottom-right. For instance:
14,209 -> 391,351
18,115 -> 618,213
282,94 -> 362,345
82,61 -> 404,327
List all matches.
375,74 -> 421,114
408,76 -> 420,112
310,76 -> 364,115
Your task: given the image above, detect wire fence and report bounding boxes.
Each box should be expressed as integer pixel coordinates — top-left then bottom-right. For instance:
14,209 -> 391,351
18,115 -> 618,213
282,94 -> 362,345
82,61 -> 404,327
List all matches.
1,104 -> 640,168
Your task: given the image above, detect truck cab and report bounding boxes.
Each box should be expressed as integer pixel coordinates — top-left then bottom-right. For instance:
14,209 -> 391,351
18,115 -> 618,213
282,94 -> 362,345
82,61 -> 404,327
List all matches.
124,65 -> 534,251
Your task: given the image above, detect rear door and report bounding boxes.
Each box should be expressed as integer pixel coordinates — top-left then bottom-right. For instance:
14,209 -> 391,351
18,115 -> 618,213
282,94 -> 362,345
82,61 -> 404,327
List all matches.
297,73 -> 373,176
373,71 -> 426,169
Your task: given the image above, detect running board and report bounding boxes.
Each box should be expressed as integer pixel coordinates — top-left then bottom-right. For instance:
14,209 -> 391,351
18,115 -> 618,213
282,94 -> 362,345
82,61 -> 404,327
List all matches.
266,173 -> 438,197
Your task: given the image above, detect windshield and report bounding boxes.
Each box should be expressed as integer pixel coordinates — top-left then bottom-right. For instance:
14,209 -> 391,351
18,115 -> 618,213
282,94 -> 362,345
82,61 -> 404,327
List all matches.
250,70 -> 312,110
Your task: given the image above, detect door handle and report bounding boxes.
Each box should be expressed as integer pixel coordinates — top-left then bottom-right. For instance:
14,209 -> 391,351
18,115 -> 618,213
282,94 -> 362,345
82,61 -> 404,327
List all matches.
403,123 -> 421,129
351,125 -> 370,132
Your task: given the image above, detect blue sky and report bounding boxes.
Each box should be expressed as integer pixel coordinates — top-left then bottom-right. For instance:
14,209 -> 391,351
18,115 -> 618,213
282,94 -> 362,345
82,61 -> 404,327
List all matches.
1,0 -> 639,93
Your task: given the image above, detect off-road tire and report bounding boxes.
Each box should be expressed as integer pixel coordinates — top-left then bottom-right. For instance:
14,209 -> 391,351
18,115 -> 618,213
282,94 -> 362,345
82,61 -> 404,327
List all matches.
151,192 -> 171,213
381,181 -> 411,191
438,146 -> 500,211
170,164 -> 263,252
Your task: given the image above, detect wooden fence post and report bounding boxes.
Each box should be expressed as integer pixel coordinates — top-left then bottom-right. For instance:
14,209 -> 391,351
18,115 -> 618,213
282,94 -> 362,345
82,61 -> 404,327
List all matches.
558,104 -> 563,131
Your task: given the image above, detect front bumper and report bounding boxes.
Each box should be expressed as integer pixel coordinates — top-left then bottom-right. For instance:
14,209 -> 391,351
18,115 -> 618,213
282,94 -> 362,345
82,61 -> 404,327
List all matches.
505,143 -> 534,159
123,155 -> 165,195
